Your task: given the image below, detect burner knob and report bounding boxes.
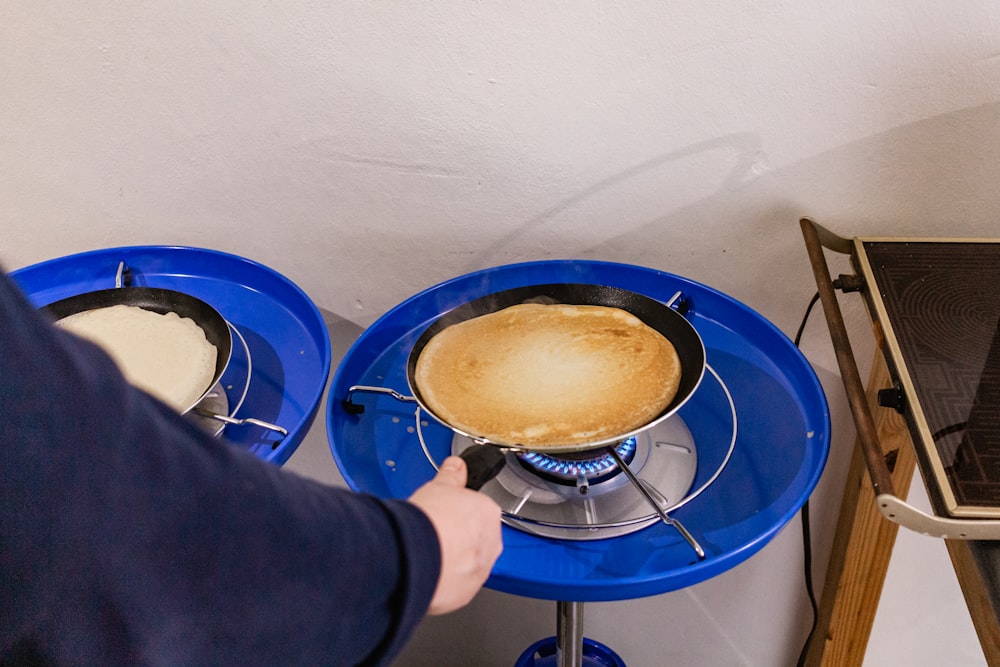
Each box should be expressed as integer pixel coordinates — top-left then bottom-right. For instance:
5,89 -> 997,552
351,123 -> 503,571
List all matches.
877,385 -> 906,414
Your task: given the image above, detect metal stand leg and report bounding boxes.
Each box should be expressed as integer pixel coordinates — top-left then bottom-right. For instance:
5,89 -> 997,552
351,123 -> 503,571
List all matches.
557,601 -> 584,667
515,602 -> 626,667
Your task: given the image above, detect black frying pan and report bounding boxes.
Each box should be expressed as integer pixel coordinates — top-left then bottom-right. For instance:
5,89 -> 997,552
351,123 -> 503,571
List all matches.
404,283 -> 706,488
41,287 -> 233,414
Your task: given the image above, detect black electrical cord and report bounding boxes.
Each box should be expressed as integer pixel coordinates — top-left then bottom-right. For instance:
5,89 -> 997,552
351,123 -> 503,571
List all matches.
793,292 -> 821,349
795,497 -> 818,667
793,291 -> 821,667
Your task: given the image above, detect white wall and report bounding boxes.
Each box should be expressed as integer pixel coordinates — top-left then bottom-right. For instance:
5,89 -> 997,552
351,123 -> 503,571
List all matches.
4,2 -> 998,664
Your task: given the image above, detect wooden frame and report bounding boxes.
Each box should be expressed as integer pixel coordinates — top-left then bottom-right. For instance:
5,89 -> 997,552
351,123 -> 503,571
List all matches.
800,218 -> 1000,666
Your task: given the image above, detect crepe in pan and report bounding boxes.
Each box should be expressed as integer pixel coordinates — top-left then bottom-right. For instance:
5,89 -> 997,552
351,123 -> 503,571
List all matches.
414,302 -> 682,448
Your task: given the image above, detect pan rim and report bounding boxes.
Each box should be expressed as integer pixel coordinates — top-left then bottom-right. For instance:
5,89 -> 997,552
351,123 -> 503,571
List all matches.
405,282 -> 706,453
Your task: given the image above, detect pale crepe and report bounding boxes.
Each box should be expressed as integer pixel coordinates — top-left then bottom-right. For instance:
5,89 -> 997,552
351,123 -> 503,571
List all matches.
56,304 -> 218,412
414,302 -> 682,448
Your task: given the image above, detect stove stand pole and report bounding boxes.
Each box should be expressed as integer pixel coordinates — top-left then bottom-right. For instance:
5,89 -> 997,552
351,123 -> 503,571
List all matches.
556,601 -> 584,667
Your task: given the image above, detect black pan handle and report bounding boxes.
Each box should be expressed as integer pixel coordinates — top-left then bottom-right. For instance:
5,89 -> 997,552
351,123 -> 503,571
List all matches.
459,445 -> 507,490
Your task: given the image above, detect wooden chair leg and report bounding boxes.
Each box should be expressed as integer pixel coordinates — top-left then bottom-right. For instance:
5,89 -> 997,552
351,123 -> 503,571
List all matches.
805,352 -> 916,666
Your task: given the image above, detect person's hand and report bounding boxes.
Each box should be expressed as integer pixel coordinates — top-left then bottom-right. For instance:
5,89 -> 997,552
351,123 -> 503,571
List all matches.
407,456 -> 503,615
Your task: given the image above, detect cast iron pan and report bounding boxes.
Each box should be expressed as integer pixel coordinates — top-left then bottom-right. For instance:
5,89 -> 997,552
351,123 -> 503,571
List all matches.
405,283 -> 706,489
41,286 -> 233,414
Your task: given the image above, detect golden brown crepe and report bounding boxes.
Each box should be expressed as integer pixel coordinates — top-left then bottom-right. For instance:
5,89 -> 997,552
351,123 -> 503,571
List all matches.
56,304 -> 218,412
414,302 -> 682,448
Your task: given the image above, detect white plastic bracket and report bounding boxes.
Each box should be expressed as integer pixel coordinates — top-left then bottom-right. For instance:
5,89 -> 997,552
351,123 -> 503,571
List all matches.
877,494 -> 1000,540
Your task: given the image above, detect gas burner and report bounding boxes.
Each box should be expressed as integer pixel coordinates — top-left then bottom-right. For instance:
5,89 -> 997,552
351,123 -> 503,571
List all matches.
408,363 -> 737,545
451,416 -> 699,540
515,439 -> 637,489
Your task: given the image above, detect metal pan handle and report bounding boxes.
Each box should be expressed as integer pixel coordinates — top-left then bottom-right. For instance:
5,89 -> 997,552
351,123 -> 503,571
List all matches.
342,389 -> 506,490
191,408 -> 288,435
459,445 -> 508,491
342,385 -> 416,414
800,217 -> 895,498
606,446 -> 705,559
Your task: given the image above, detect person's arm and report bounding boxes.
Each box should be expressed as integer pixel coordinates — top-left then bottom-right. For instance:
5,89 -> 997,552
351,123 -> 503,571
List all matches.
409,456 -> 503,616
0,269 -> 500,666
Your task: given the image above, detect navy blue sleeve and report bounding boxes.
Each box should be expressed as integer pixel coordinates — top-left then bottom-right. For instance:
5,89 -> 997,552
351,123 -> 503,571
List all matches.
0,269 -> 440,666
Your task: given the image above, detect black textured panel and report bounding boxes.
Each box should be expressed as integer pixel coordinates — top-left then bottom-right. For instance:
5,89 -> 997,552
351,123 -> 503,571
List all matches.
863,241 -> 1000,511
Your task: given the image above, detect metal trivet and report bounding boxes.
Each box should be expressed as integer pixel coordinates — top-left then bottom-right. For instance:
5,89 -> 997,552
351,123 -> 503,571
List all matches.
106,260 -> 288,442
419,364 -> 738,555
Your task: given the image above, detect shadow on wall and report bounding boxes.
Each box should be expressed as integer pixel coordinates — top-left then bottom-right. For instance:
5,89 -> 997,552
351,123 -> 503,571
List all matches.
432,100 -> 1000,334
316,100 -> 1000,335
462,130 -> 768,272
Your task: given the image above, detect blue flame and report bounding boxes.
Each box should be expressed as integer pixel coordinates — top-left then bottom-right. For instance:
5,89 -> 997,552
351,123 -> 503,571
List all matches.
520,437 -> 637,478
